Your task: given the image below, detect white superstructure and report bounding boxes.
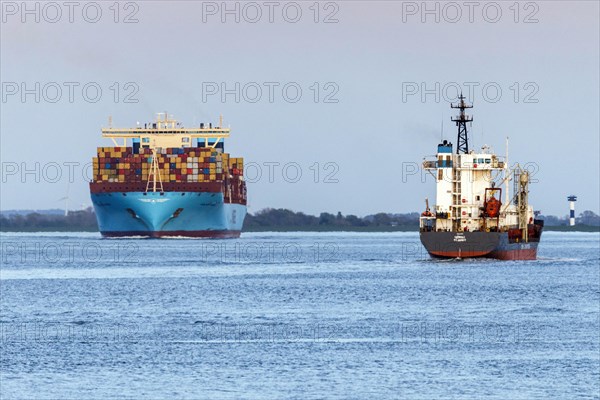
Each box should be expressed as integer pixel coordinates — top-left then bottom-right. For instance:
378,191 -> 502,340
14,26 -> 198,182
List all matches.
420,96 -> 534,236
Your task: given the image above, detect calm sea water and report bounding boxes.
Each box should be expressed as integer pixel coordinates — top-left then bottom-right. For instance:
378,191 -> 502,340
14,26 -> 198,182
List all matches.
1,231 -> 599,399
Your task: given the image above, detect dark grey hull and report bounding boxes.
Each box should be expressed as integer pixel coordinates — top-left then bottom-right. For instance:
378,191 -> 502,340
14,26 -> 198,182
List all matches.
420,231 -> 501,258
420,227 -> 542,260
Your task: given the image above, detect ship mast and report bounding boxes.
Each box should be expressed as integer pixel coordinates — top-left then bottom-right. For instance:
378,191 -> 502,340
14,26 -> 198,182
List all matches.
505,136 -> 510,207
450,94 -> 473,154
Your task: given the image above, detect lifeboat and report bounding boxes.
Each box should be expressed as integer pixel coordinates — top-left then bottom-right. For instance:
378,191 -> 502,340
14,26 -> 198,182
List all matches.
485,197 -> 501,218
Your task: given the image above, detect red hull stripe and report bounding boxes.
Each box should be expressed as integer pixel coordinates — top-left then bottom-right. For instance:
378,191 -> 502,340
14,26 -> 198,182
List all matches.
101,230 -> 241,238
488,248 -> 538,260
429,250 -> 492,258
90,181 -> 223,193
89,182 -> 247,205
429,248 -> 537,260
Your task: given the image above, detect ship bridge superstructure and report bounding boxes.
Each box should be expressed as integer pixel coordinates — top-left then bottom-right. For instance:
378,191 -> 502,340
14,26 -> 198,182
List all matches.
101,113 -> 231,150
420,100 -> 533,234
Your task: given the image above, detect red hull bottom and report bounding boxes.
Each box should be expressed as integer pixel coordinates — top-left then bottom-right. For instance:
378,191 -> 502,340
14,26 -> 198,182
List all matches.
488,248 -> 537,260
429,250 -> 493,258
101,230 -> 241,239
429,248 -> 538,260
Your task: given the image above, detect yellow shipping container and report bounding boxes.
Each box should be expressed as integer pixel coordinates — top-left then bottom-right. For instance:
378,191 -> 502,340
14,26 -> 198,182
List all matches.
209,174 -> 216,180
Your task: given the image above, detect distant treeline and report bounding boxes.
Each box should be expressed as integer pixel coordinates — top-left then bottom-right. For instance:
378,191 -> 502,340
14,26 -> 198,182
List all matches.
243,209 -> 421,231
1,208 -> 599,232
538,211 -> 600,227
0,209 -> 98,232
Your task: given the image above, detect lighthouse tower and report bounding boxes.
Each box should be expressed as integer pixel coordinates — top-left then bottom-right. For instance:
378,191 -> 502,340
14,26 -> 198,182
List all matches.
567,195 -> 577,226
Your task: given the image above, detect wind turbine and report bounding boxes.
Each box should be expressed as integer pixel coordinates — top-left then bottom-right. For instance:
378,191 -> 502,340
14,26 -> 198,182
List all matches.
57,183 -> 70,216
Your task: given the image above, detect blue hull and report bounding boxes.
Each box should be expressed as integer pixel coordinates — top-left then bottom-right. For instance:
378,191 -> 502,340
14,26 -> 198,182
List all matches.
488,233 -> 539,260
90,191 -> 246,238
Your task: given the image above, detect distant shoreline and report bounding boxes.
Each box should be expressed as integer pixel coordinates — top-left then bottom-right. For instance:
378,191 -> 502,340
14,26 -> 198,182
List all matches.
1,226 -> 598,233
2,208 -> 599,233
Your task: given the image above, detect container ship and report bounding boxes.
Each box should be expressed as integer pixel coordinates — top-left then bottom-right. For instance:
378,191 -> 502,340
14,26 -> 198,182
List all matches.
90,113 -> 247,238
419,96 -> 543,260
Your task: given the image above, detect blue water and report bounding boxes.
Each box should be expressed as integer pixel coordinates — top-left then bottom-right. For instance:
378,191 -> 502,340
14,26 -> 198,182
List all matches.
1,231 -> 599,399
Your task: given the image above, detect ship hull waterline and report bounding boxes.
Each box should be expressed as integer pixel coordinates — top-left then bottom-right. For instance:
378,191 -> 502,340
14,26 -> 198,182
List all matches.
91,191 -> 246,239
420,231 -> 541,261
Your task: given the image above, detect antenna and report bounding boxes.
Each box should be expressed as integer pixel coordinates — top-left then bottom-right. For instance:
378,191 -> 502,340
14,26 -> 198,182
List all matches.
505,136 -> 510,207
440,114 -> 444,141
219,114 -> 223,128
450,93 -> 473,154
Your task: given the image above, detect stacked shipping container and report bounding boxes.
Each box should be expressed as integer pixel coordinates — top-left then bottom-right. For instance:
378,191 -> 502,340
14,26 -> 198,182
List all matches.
92,147 -> 244,183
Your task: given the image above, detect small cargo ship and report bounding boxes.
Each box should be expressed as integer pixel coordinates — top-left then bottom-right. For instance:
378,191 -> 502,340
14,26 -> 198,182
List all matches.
419,96 -> 543,260
90,113 -> 247,238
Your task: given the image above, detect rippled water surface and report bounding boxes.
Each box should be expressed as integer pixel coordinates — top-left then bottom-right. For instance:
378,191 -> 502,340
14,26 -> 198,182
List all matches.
1,231 -> 599,399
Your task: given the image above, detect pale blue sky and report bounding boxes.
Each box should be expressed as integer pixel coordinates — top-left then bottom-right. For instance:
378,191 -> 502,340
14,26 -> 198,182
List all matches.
1,1 -> 598,216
